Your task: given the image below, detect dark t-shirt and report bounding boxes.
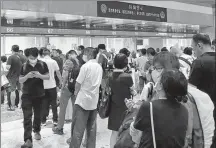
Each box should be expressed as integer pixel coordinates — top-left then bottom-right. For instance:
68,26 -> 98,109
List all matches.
189,52 -> 216,104
20,60 -> 49,97
19,54 -> 27,64
134,99 -> 188,148
6,53 -> 23,80
77,54 -> 85,66
109,72 -> 133,108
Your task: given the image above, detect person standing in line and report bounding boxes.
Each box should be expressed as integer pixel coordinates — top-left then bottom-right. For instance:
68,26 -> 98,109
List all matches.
69,47 -> 103,148
6,45 -> 23,111
189,34 -> 216,148
108,53 -> 134,148
77,45 -> 85,66
52,50 -> 80,134
136,48 -> 148,94
39,47 -> 62,126
19,47 -> 49,148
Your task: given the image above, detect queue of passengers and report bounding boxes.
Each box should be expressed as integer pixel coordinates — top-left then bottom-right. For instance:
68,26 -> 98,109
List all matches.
0,34 -> 216,148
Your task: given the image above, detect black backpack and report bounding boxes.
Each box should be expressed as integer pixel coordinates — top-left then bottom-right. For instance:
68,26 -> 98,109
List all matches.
67,60 -> 81,94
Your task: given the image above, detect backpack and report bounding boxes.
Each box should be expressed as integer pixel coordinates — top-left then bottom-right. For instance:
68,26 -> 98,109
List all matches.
67,60 -> 80,94
179,57 -> 192,68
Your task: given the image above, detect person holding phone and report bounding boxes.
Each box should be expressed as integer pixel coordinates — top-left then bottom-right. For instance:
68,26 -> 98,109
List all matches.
19,47 -> 49,148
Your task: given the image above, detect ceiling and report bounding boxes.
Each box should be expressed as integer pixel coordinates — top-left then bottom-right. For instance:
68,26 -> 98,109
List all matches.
1,9 -> 200,34
173,0 -> 215,7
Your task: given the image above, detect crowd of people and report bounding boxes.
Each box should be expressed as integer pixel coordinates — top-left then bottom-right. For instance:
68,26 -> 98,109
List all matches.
0,33 -> 216,148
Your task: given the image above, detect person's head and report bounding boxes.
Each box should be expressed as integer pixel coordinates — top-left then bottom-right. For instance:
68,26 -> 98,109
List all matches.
39,47 -> 51,57
56,49 -> 62,55
111,48 -> 115,54
114,53 -> 128,70
159,69 -> 188,103
192,33 -> 212,57
98,44 -> 106,52
170,46 -> 182,56
161,47 -> 168,52
19,50 -> 23,55
67,50 -> 77,60
140,48 -> 146,56
24,47 -> 39,65
131,50 -> 137,59
183,47 -> 193,56
147,47 -> 156,61
212,39 -> 216,51
77,45 -> 85,55
11,45 -> 19,54
119,48 -> 130,57
52,49 -> 58,57
82,47 -> 98,62
150,51 -> 180,84
1,56 -> 7,63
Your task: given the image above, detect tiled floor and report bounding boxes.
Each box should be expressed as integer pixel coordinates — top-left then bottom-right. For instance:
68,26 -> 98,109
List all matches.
1,116 -> 111,148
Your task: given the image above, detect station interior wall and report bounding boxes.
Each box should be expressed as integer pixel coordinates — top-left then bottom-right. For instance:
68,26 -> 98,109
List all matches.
1,36 -> 192,55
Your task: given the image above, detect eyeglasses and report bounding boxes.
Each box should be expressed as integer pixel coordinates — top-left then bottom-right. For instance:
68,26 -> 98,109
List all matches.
149,66 -> 163,74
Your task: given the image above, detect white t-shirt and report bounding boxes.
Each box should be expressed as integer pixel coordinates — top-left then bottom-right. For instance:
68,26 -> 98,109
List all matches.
40,56 -> 59,89
136,56 -> 148,76
75,59 -> 103,110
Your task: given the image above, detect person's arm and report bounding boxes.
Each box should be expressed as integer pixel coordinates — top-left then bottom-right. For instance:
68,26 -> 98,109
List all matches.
62,70 -> 69,88
19,66 -> 34,83
74,66 -> 87,95
33,63 -> 49,80
189,59 -> 202,87
54,61 -> 62,87
6,56 -> 12,70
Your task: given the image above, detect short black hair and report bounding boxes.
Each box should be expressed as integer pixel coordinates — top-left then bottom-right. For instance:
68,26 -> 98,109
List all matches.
19,50 -> 23,53
98,44 -> 106,50
192,33 -> 211,46
183,47 -> 193,56
84,47 -> 98,59
140,48 -> 146,55
114,53 -> 128,69
119,48 -> 130,57
147,47 -> 156,56
12,45 -> 19,52
161,69 -> 188,103
56,49 -> 62,54
153,51 -> 180,70
24,47 -> 39,57
161,47 -> 168,52
68,50 -> 77,55
78,45 -> 85,51
1,56 -> 7,62
212,39 -> 216,46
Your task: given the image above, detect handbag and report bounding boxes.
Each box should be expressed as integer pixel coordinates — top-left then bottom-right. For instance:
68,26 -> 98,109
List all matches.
150,102 -> 157,148
97,86 -> 111,119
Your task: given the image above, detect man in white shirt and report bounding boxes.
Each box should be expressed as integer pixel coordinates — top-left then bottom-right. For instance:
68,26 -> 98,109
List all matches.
69,47 -> 103,148
39,48 -> 62,126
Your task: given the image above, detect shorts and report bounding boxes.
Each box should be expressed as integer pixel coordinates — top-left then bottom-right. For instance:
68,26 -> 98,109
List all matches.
7,78 -> 21,92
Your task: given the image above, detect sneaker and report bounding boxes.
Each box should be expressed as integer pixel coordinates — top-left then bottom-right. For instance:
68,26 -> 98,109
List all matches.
7,106 -> 12,111
41,122 -> 46,126
10,106 -> 15,111
52,127 -> 64,135
34,132 -> 41,140
53,121 -> 58,126
66,138 -> 71,145
21,139 -> 33,148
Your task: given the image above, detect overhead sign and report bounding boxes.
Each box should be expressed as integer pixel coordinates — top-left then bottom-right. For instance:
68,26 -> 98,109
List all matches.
97,1 -> 167,22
